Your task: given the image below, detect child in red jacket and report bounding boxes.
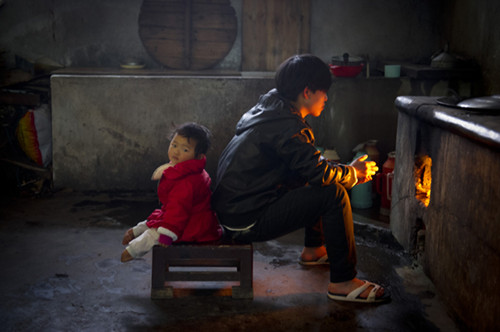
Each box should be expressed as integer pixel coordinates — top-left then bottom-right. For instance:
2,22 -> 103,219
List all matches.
121,122 -> 222,262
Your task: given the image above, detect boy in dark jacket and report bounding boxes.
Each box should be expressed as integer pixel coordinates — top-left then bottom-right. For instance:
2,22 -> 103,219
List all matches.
212,54 -> 389,303
121,122 -> 222,262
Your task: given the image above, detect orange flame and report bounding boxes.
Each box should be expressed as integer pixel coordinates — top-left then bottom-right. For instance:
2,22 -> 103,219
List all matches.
414,155 -> 432,207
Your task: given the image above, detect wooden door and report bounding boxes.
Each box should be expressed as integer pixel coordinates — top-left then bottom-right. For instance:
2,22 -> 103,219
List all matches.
242,0 -> 311,71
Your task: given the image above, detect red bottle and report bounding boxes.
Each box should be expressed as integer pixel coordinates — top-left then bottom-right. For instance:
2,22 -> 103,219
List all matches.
376,151 -> 395,216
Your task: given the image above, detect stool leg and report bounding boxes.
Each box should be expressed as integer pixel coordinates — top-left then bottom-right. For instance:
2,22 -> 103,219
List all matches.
232,248 -> 253,299
151,246 -> 173,299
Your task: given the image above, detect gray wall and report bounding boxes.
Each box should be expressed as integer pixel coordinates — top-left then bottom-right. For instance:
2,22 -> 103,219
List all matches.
1,0 -> 441,71
311,0 -> 442,66
441,0 -> 500,95
50,74 -> 275,191
0,0 -> 240,70
2,0 -> 497,87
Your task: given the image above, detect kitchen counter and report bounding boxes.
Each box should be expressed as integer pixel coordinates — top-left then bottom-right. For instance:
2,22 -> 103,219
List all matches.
377,62 -> 480,80
52,67 -> 241,77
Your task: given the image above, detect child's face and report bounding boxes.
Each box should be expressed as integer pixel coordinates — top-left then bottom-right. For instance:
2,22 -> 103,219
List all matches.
168,134 -> 198,166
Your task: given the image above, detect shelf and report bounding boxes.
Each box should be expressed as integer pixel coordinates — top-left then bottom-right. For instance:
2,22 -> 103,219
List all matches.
376,62 -> 480,80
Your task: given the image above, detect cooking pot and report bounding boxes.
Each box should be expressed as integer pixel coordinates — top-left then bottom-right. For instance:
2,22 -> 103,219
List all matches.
330,53 -> 364,77
431,44 -> 458,68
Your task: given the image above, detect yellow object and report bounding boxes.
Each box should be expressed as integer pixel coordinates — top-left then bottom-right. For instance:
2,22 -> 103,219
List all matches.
16,111 -> 43,165
120,63 -> 145,69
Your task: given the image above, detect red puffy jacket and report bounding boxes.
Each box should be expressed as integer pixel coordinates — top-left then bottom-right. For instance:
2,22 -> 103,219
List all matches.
146,157 -> 222,243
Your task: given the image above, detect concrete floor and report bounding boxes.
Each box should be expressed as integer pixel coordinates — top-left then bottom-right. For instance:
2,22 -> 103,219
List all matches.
0,190 -> 460,332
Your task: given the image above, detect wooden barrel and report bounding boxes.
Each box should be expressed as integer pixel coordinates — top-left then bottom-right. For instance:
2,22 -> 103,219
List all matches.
139,0 -> 237,70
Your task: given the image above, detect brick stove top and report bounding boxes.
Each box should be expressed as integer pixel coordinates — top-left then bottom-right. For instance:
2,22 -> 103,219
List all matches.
395,96 -> 500,149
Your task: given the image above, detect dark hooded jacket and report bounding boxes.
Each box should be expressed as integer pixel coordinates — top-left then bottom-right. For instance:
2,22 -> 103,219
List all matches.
212,89 -> 357,229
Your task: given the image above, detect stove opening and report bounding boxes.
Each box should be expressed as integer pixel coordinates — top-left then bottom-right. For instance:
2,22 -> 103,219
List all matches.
414,155 -> 432,207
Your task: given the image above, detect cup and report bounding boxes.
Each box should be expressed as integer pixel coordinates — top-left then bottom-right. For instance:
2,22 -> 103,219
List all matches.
384,65 -> 401,78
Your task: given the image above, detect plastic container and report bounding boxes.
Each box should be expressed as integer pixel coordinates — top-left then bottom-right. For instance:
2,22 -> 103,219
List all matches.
353,140 -> 379,166
330,64 -> 364,77
350,151 -> 373,209
384,65 -> 401,78
330,53 -> 364,78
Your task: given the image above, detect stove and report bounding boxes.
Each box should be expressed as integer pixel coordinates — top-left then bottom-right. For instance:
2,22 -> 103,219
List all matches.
390,96 -> 500,330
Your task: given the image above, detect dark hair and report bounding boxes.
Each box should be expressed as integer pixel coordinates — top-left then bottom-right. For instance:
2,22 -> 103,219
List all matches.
275,54 -> 332,101
172,122 -> 211,156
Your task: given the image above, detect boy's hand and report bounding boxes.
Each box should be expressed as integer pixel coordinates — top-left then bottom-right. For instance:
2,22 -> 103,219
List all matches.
350,154 -> 378,184
151,163 -> 173,180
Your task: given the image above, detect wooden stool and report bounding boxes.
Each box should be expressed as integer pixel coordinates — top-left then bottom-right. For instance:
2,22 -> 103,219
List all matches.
151,242 -> 253,299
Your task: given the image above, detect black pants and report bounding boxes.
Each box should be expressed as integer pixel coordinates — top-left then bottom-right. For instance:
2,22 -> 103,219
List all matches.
225,183 -> 357,283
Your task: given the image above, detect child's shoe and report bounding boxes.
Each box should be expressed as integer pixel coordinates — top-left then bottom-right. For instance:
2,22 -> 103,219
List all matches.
122,228 -> 135,245
121,249 -> 134,262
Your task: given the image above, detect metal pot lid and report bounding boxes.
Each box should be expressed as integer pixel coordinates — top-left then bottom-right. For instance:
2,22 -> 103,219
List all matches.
457,95 -> 500,110
331,53 -> 364,66
437,95 -> 500,112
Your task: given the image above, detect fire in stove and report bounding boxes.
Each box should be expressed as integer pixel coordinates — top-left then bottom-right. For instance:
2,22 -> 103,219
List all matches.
414,155 -> 432,207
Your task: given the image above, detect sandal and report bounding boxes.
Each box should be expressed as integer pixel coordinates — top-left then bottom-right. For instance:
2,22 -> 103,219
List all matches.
299,254 -> 329,266
327,280 -> 390,303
